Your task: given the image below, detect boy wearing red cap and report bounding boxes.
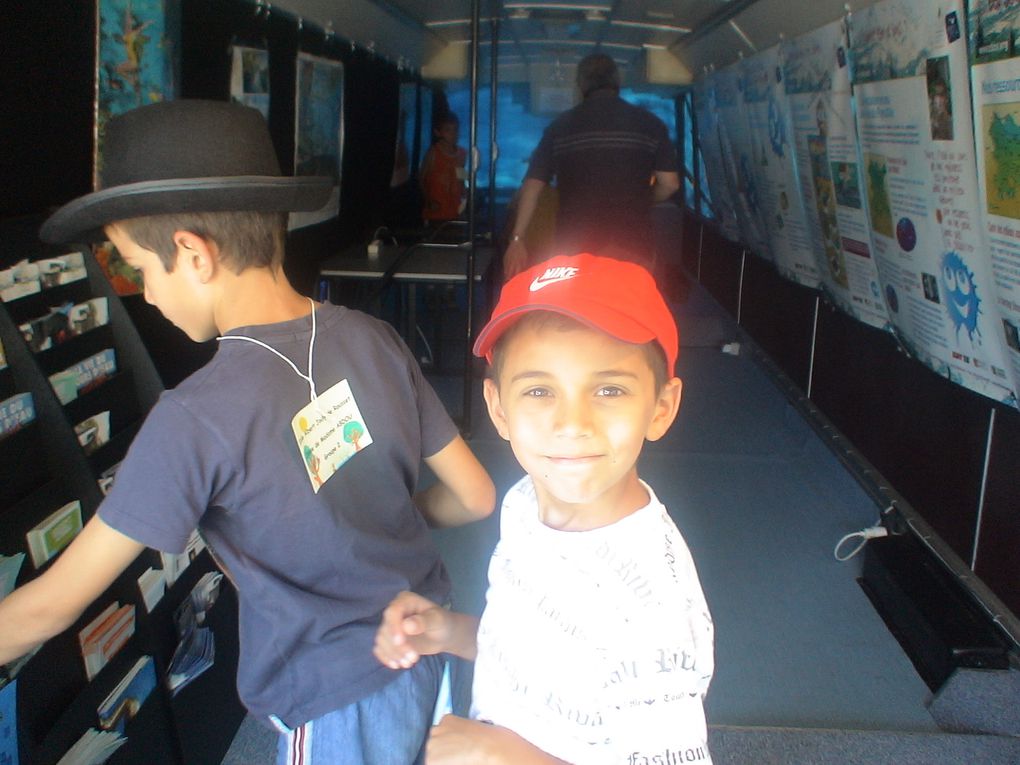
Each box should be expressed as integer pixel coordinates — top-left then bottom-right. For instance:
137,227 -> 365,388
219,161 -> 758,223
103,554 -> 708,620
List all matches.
375,253 -> 715,764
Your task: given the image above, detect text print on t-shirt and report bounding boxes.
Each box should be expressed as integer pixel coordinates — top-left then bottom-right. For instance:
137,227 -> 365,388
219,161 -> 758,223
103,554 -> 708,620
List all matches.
291,379 -> 373,492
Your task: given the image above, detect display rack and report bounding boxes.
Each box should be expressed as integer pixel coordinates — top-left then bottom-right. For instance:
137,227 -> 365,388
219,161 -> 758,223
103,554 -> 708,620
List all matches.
0,221 -> 244,765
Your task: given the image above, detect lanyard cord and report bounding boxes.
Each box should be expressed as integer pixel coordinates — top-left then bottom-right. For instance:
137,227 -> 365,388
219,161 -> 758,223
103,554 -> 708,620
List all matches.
215,298 -> 320,403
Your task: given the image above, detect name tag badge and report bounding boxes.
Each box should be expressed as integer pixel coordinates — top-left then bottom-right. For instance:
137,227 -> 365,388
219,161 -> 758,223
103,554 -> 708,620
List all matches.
291,379 -> 373,492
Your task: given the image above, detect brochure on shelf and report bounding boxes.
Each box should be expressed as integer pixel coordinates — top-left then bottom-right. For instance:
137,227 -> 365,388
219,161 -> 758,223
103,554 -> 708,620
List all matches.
74,411 -> 110,457
0,679 -> 17,765
159,531 -> 206,587
0,261 -> 41,303
36,254 -> 87,290
0,554 -> 26,601
0,338 -> 6,371
97,461 -> 122,497
26,500 -> 83,569
0,393 -> 34,439
167,572 -> 223,696
97,655 -> 156,736
49,349 -> 118,405
19,297 -> 109,353
77,602 -> 136,681
136,567 -> 166,613
54,727 -> 125,765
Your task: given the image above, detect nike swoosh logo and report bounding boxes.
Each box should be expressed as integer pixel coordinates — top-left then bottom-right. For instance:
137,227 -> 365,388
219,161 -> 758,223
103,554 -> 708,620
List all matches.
529,268 -> 579,291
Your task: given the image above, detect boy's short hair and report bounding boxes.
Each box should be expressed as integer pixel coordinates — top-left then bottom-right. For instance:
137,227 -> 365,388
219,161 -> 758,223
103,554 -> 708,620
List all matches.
117,210 -> 287,273
576,53 -> 620,97
489,311 -> 669,391
474,252 -> 678,383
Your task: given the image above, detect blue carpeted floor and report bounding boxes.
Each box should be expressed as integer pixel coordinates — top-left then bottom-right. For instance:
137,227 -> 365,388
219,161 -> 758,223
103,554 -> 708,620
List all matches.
222,281 -> 1020,764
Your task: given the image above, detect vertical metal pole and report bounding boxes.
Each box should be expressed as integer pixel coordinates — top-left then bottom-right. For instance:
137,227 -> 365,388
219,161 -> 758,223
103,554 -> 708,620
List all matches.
462,0 -> 481,435
488,17 -> 500,237
972,407 -> 996,570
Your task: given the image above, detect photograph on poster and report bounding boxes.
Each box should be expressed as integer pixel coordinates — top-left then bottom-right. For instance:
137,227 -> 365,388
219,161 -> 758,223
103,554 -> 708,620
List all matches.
927,56 -> 954,141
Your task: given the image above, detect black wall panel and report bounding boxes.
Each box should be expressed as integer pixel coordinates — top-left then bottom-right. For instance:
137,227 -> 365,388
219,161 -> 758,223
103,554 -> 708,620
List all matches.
977,405 -> 1020,618
739,254 -> 817,392
699,235 -> 743,318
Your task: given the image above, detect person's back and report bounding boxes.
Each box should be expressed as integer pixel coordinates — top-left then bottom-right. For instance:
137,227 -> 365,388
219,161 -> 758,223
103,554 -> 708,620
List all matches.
540,92 -> 670,254
376,254 -> 714,764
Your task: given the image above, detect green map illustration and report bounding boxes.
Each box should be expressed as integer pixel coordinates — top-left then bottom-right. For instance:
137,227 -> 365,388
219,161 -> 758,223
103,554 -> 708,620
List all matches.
865,153 -> 893,237
984,104 -> 1020,220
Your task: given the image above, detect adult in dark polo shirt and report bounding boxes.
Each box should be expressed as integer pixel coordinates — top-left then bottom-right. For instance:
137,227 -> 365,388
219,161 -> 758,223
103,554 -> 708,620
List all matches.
504,53 -> 680,279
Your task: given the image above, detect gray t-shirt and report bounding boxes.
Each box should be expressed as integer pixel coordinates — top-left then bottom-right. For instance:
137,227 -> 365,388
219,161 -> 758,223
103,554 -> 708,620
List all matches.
101,303 -> 458,726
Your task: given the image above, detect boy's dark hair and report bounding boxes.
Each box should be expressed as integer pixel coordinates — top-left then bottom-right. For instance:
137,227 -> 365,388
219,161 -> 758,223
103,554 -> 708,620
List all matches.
489,312 -> 669,392
117,210 -> 287,273
436,112 -> 460,130
577,53 -> 620,98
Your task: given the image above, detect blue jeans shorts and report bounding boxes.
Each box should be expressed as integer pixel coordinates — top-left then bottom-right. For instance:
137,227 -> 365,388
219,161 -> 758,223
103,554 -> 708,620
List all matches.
273,654 -> 446,765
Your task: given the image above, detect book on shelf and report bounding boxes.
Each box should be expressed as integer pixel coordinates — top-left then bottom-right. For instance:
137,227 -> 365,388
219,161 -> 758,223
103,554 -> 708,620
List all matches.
49,349 -> 118,405
0,554 -> 25,601
97,655 -> 156,736
77,602 -> 135,681
26,500 -> 83,569
74,411 -> 110,457
0,678 -> 16,765
0,393 -> 34,439
54,727 -> 125,765
19,297 -> 109,353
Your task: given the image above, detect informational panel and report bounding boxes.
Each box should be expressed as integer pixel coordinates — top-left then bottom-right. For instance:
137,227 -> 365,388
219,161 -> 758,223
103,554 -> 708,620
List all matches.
230,45 -> 270,120
290,52 -> 344,229
713,64 -> 774,261
691,78 -> 742,241
969,0 -> 1020,393
783,20 -> 891,327
742,46 -> 821,286
850,0 -> 1017,403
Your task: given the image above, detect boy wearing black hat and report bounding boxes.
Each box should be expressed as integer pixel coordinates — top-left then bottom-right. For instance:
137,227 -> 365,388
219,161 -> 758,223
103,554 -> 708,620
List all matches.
0,100 -> 495,764
375,253 -> 714,764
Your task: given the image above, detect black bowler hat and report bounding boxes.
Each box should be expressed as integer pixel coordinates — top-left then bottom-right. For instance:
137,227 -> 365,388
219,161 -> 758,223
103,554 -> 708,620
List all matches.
41,99 -> 333,244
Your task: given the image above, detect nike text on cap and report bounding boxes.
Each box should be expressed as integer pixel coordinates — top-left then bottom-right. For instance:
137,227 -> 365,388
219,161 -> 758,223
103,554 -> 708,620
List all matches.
473,252 -> 679,374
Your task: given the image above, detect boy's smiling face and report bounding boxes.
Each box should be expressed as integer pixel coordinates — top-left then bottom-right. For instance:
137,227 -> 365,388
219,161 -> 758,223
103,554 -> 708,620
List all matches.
484,320 -> 681,531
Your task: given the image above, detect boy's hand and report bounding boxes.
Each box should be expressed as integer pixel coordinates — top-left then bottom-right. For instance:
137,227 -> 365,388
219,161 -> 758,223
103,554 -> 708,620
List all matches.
427,715 -> 569,764
373,591 -> 451,669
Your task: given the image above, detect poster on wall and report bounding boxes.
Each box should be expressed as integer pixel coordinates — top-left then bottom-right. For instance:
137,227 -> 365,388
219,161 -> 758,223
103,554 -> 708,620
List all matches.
230,45 -> 270,120
782,19 -> 891,328
968,0 -> 1020,397
290,52 -> 343,230
741,46 -> 820,287
95,0 -> 177,295
692,78 -> 742,241
712,64 -> 774,261
850,0 -> 1017,403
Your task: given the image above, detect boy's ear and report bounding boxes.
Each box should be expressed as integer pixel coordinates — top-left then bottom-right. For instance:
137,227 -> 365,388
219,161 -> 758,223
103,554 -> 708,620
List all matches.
482,378 -> 511,442
172,230 -> 217,283
645,377 -> 682,442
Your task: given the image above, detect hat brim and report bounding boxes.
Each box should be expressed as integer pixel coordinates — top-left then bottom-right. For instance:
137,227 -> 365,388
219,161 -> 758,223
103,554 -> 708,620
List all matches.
40,175 -> 334,244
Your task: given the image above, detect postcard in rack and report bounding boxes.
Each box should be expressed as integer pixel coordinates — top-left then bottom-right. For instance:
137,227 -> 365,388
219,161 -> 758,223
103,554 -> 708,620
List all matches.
36,253 -> 87,290
19,297 -> 109,353
0,260 -> 40,303
97,655 -> 156,736
0,393 -> 34,440
74,411 -> 110,456
0,678 -> 17,765
26,500 -> 83,569
49,349 -> 118,405
54,727 -> 125,765
77,601 -> 136,681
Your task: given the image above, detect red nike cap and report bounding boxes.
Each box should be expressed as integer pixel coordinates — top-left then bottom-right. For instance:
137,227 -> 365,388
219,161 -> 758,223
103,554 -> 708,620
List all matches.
473,253 -> 678,374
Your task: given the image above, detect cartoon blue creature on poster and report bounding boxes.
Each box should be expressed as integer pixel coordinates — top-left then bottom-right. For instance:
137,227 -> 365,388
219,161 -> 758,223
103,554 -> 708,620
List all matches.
940,251 -> 981,344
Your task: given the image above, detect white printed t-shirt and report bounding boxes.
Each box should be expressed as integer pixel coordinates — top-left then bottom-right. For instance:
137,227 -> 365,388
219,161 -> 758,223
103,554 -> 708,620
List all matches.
471,476 -> 715,765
